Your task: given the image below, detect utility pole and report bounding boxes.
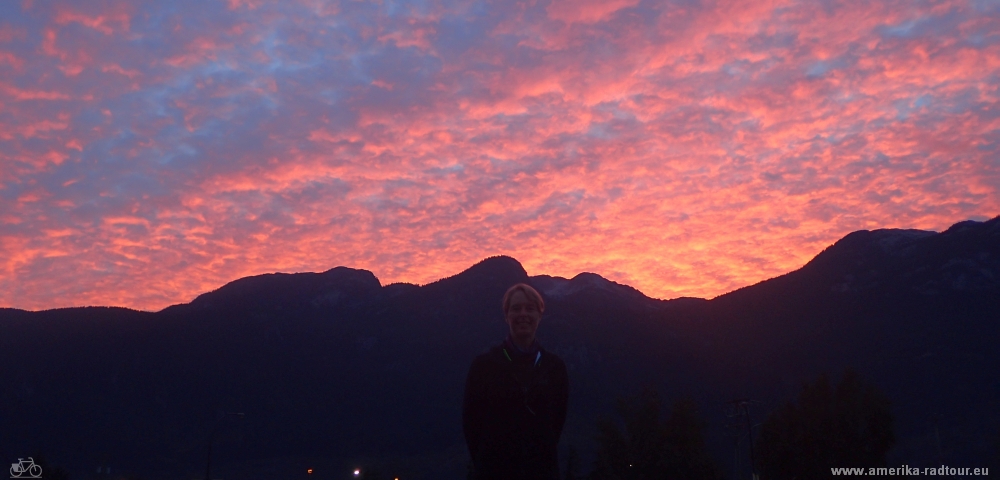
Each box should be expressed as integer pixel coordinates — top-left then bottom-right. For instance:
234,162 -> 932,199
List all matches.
744,401 -> 758,480
724,405 -> 744,480
727,399 -> 759,480
205,411 -> 245,480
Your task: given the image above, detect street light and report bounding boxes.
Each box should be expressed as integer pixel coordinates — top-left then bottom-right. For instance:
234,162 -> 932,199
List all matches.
205,411 -> 245,480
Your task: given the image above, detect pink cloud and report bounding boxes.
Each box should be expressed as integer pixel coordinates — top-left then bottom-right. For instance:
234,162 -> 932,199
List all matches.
0,0 -> 997,310
0,82 -> 72,101
100,63 -> 141,79
54,8 -> 131,35
547,0 -> 642,24
0,51 -> 24,70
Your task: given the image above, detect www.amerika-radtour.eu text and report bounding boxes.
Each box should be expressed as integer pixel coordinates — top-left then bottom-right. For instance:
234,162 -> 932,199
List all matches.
831,466 -> 988,476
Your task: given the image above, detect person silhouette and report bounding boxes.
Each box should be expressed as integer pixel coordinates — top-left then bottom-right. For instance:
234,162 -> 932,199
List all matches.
463,283 -> 569,480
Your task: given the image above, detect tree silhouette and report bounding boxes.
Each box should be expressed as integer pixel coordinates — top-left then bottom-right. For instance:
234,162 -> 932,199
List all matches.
587,386 -> 722,480
661,399 -> 724,480
755,368 -> 894,479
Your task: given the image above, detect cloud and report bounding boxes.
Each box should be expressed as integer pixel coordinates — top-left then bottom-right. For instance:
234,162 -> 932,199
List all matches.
0,0 -> 998,310
546,0 -> 642,24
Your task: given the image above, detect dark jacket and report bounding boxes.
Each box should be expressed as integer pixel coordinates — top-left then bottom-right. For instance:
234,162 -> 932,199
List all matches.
462,338 -> 569,480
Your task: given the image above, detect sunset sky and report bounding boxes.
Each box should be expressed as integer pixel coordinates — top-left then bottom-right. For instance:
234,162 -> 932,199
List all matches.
1,0 -> 998,311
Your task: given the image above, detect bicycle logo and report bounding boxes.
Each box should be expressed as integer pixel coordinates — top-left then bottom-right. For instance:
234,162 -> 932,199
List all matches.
9,458 -> 42,479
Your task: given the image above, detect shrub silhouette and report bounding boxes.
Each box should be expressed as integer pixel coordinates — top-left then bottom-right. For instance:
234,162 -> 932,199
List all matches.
755,368 -> 894,479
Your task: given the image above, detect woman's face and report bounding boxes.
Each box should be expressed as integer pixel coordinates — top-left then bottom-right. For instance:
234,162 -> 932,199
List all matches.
505,290 -> 542,340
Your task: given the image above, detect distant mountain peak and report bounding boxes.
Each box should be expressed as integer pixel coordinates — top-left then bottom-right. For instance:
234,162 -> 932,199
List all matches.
824,216 -> 999,258
530,271 -> 650,301
944,216 -> 1000,235
837,228 -> 937,256
318,266 -> 382,288
469,254 -> 526,271
457,255 -> 528,279
183,266 -> 381,312
787,215 -> 1000,295
420,255 -> 529,291
569,272 -> 618,291
714,215 -> 1000,302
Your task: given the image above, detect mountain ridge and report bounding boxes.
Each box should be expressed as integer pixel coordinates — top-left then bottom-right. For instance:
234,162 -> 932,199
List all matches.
1,216 -> 997,479
4,216 -> 998,315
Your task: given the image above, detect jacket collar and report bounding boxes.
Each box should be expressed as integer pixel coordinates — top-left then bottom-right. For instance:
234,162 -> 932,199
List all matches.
502,334 -> 542,366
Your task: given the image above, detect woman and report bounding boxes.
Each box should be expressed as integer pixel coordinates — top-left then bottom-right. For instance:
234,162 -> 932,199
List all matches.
462,283 -> 569,480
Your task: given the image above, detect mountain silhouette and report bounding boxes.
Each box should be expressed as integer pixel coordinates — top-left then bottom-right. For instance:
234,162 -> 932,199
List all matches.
1,216 -> 997,479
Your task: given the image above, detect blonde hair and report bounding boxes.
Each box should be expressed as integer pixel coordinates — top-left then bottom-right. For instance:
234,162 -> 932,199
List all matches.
502,283 -> 545,314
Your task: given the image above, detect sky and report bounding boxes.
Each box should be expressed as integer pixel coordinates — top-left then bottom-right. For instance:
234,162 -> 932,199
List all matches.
1,0 -> 998,311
